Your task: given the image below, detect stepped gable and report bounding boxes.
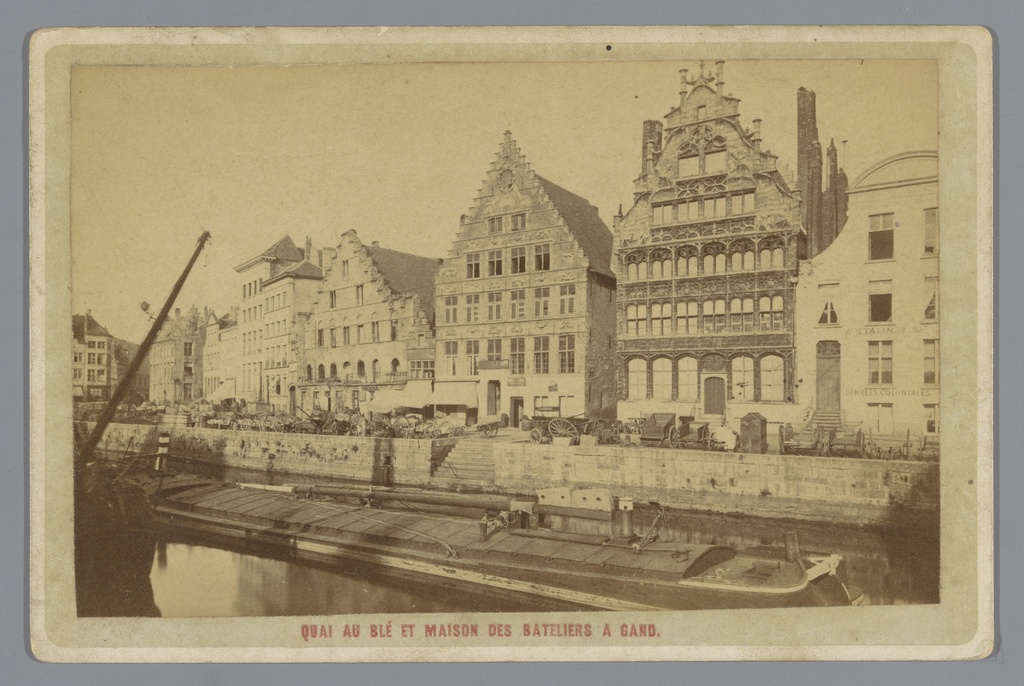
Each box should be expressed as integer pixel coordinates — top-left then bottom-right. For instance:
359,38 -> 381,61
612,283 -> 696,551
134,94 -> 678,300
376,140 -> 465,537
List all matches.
535,175 -> 614,279
363,243 -> 441,319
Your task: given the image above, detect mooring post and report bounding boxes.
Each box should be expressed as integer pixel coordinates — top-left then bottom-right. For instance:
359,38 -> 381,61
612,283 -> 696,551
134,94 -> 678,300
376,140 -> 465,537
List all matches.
784,531 -> 801,563
478,517 -> 490,542
155,432 -> 170,471
619,497 -> 634,538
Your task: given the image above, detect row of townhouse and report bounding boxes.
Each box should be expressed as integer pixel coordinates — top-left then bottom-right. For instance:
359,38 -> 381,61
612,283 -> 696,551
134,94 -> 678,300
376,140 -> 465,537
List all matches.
190,61 -> 939,440
73,311 -> 149,405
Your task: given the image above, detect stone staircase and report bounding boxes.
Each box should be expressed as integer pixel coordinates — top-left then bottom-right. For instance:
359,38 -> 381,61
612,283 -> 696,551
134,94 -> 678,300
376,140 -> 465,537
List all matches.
429,437 -> 496,490
791,410 -> 844,443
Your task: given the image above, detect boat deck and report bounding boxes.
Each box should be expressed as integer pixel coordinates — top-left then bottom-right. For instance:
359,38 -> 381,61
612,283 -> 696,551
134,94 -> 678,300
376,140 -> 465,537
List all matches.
140,474 -> 837,610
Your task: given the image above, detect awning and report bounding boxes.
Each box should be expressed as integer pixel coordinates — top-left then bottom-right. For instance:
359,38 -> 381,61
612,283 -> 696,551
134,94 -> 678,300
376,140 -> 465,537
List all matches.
362,381 -> 434,414
204,378 -> 237,403
430,381 -> 479,408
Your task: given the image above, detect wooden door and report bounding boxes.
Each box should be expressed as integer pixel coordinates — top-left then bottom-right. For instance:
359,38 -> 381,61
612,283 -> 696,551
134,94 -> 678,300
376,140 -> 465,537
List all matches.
704,377 -> 725,415
487,381 -> 500,416
816,341 -> 841,413
510,397 -> 524,428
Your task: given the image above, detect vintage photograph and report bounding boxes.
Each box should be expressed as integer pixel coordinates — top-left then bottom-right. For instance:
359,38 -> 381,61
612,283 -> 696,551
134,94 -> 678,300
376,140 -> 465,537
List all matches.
30,27 -> 992,661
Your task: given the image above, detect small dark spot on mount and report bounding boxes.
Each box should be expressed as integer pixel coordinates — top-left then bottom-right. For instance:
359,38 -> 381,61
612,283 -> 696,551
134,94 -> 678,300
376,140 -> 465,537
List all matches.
968,479 -> 974,485
606,45 -> 612,51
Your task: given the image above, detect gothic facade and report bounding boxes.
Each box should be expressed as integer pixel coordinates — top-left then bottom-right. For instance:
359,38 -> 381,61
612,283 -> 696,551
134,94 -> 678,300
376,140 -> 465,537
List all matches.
612,61 -> 806,426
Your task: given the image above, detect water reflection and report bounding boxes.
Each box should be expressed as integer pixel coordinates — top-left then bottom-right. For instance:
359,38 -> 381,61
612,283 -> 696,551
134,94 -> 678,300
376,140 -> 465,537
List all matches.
150,539 -> 583,617
149,456 -> 938,614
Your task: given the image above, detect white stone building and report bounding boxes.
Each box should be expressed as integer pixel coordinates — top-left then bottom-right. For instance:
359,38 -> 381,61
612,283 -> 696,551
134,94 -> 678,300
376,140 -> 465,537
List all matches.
795,151 -> 939,440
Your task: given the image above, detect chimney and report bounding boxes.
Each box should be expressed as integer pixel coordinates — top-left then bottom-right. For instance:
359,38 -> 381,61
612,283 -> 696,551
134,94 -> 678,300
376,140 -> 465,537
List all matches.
715,60 -> 725,93
317,249 -> 323,267
174,308 -> 181,318
372,240 -> 380,247
304,236 -> 313,261
751,118 -> 762,150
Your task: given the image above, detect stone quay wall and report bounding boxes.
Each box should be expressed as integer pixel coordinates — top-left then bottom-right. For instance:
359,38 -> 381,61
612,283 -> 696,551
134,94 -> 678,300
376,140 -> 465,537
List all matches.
99,423 -> 457,484
465,441 -> 938,524
100,423 -> 937,523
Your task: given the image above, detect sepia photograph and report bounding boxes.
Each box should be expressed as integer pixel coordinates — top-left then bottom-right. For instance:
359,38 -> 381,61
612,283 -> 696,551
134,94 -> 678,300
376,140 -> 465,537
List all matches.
29,26 -> 992,661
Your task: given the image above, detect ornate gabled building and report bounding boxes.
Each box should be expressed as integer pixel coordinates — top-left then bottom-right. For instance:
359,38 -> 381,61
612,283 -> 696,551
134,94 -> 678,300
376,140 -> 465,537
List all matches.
434,131 -> 617,427
612,61 -> 806,427
299,230 -> 439,415
149,306 -> 206,405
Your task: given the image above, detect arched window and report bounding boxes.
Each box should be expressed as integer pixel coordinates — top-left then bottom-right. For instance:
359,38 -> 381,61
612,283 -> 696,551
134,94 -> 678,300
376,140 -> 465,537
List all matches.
357,360 -> 365,377
275,380 -> 281,395
731,298 -> 754,331
626,304 -> 639,337
638,260 -> 648,280
391,358 -> 400,373
730,298 -> 743,331
652,358 -> 673,400
731,356 -> 754,400
651,303 -> 671,336
677,357 -> 699,401
627,262 -> 638,281
317,364 -> 325,381
306,364 -> 313,381
627,358 -> 647,399
372,359 -> 380,380
650,250 -> 672,279
676,301 -> 699,335
342,361 -> 351,372
330,363 -> 337,379
760,248 -> 772,269
759,296 -> 785,331
760,355 -> 785,401
703,299 -> 726,333
772,247 -> 785,268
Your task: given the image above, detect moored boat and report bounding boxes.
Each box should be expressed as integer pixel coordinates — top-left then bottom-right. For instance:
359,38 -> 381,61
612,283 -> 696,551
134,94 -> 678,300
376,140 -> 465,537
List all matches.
142,473 -> 862,611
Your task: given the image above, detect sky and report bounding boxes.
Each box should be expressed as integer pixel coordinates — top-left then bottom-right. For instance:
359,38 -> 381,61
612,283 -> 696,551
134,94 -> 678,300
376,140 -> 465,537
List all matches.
70,59 -> 937,342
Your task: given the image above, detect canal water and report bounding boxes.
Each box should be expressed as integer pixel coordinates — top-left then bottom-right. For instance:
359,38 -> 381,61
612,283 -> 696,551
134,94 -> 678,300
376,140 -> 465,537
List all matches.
145,455 -> 939,616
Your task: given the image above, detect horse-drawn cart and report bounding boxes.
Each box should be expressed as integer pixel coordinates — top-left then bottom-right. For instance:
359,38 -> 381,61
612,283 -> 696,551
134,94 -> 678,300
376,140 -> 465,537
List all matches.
527,406 -> 602,444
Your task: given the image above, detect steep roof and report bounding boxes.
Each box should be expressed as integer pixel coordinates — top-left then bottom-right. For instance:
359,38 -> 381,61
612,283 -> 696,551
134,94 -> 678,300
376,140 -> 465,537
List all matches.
364,244 -> 442,319
536,175 -> 615,278
265,259 -> 324,285
72,313 -> 112,343
260,235 -> 305,262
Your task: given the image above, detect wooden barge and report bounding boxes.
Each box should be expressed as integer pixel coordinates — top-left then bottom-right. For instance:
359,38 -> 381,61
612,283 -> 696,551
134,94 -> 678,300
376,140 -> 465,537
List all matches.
141,472 -> 862,611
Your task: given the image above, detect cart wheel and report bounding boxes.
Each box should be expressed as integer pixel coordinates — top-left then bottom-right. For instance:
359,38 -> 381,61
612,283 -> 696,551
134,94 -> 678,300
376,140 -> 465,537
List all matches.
422,421 -> 439,438
530,427 -> 545,443
667,426 -> 679,448
484,426 -> 497,438
629,423 -> 642,435
548,418 -> 579,442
